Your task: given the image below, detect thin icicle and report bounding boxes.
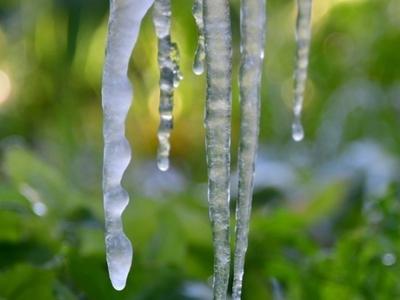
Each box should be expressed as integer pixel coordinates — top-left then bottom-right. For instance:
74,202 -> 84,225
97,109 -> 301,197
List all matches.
292,0 -> 312,142
153,0 -> 182,171
203,0 -> 232,299
192,0 -> 205,75
102,0 -> 154,291
232,0 -> 266,298
171,42 -> 184,88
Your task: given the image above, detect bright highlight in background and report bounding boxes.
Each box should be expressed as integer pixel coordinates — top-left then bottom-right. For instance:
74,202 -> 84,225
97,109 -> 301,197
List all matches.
0,70 -> 11,104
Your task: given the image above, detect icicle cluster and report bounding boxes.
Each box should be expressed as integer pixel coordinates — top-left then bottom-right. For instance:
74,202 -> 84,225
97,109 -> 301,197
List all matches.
292,0 -> 313,141
101,0 -> 313,297
102,0 -> 154,291
153,0 -> 183,171
232,0 -> 266,299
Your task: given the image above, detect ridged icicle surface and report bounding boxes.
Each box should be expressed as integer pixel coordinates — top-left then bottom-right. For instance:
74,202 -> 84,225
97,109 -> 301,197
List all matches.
232,0 -> 266,299
203,0 -> 233,298
102,0 -> 154,291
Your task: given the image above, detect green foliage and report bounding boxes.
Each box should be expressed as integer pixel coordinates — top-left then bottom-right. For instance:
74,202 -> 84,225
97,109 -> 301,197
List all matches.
1,0 -> 400,299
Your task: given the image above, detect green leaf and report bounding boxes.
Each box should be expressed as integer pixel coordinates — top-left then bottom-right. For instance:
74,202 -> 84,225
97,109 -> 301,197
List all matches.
0,264 -> 56,300
66,252 -> 119,300
3,146 -> 83,216
144,205 -> 186,267
0,211 -> 24,243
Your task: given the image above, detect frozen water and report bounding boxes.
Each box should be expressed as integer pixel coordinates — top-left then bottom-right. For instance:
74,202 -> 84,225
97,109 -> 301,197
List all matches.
232,0 -> 266,299
102,0 -> 154,291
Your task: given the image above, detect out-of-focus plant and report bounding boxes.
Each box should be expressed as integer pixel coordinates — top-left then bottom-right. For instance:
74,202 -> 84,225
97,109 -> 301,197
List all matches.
1,0 -> 400,299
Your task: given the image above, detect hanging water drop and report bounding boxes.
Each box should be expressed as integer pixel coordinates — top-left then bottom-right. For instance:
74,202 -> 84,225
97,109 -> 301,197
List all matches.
232,0 -> 266,298
102,0 -> 154,291
203,0 -> 232,298
171,42 -> 184,88
292,0 -> 312,142
153,0 -> 182,171
192,0 -> 205,75
292,115 -> 304,141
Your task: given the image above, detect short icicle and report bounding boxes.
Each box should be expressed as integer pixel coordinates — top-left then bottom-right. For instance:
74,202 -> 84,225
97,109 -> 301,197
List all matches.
292,0 -> 312,142
192,0 -> 205,75
102,0 -> 154,291
153,0 -> 182,171
203,0 -> 232,299
232,0 -> 266,298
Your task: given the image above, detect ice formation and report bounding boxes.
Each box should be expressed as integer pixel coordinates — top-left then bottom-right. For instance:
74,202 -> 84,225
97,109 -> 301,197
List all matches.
292,0 -> 313,141
102,0 -> 154,291
203,0 -> 233,298
232,0 -> 266,298
101,0 -> 313,297
153,0 -> 183,171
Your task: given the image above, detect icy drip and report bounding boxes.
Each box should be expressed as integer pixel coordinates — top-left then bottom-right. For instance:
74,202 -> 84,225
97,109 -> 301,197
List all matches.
203,0 -> 232,299
292,0 -> 312,142
171,42 -> 184,88
153,0 -> 182,171
102,0 -> 154,291
192,0 -> 205,75
232,0 -> 266,298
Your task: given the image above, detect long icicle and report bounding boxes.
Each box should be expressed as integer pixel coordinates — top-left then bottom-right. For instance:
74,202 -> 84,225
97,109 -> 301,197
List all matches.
192,0 -> 205,75
232,0 -> 266,298
153,0 -> 182,171
292,0 -> 312,142
203,0 -> 232,299
102,0 -> 154,291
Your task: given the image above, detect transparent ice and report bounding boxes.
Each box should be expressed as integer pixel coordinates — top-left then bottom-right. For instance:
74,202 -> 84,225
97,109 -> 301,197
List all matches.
153,0 -> 183,171
192,0 -> 205,75
232,0 -> 266,299
101,0 -> 314,297
203,0 -> 232,298
292,0 -> 312,141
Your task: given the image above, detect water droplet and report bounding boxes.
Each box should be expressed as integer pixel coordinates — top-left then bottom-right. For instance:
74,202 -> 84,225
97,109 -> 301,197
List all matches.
193,61 -> 204,75
292,118 -> 304,142
157,156 -> 169,171
192,0 -> 205,76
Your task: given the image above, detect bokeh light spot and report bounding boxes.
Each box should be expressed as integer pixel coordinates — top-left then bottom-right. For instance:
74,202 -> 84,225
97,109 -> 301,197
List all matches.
0,70 -> 11,104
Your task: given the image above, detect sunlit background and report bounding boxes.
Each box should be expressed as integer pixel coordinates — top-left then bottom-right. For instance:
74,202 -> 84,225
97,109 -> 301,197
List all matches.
1,0 -> 400,299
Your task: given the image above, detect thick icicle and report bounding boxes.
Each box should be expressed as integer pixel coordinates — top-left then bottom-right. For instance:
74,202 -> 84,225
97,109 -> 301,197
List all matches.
192,0 -> 205,75
232,0 -> 266,298
292,0 -> 312,142
102,0 -> 154,291
203,0 -> 232,299
153,0 -> 182,171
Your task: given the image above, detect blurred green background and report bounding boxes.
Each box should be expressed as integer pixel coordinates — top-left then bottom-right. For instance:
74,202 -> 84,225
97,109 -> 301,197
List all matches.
1,0 -> 400,299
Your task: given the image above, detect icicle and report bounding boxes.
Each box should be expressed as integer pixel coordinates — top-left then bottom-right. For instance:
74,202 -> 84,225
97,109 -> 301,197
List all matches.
102,0 -> 154,291
171,42 -> 184,88
192,0 -> 205,75
203,0 -> 232,299
232,0 -> 266,298
292,0 -> 312,142
153,0 -> 182,171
